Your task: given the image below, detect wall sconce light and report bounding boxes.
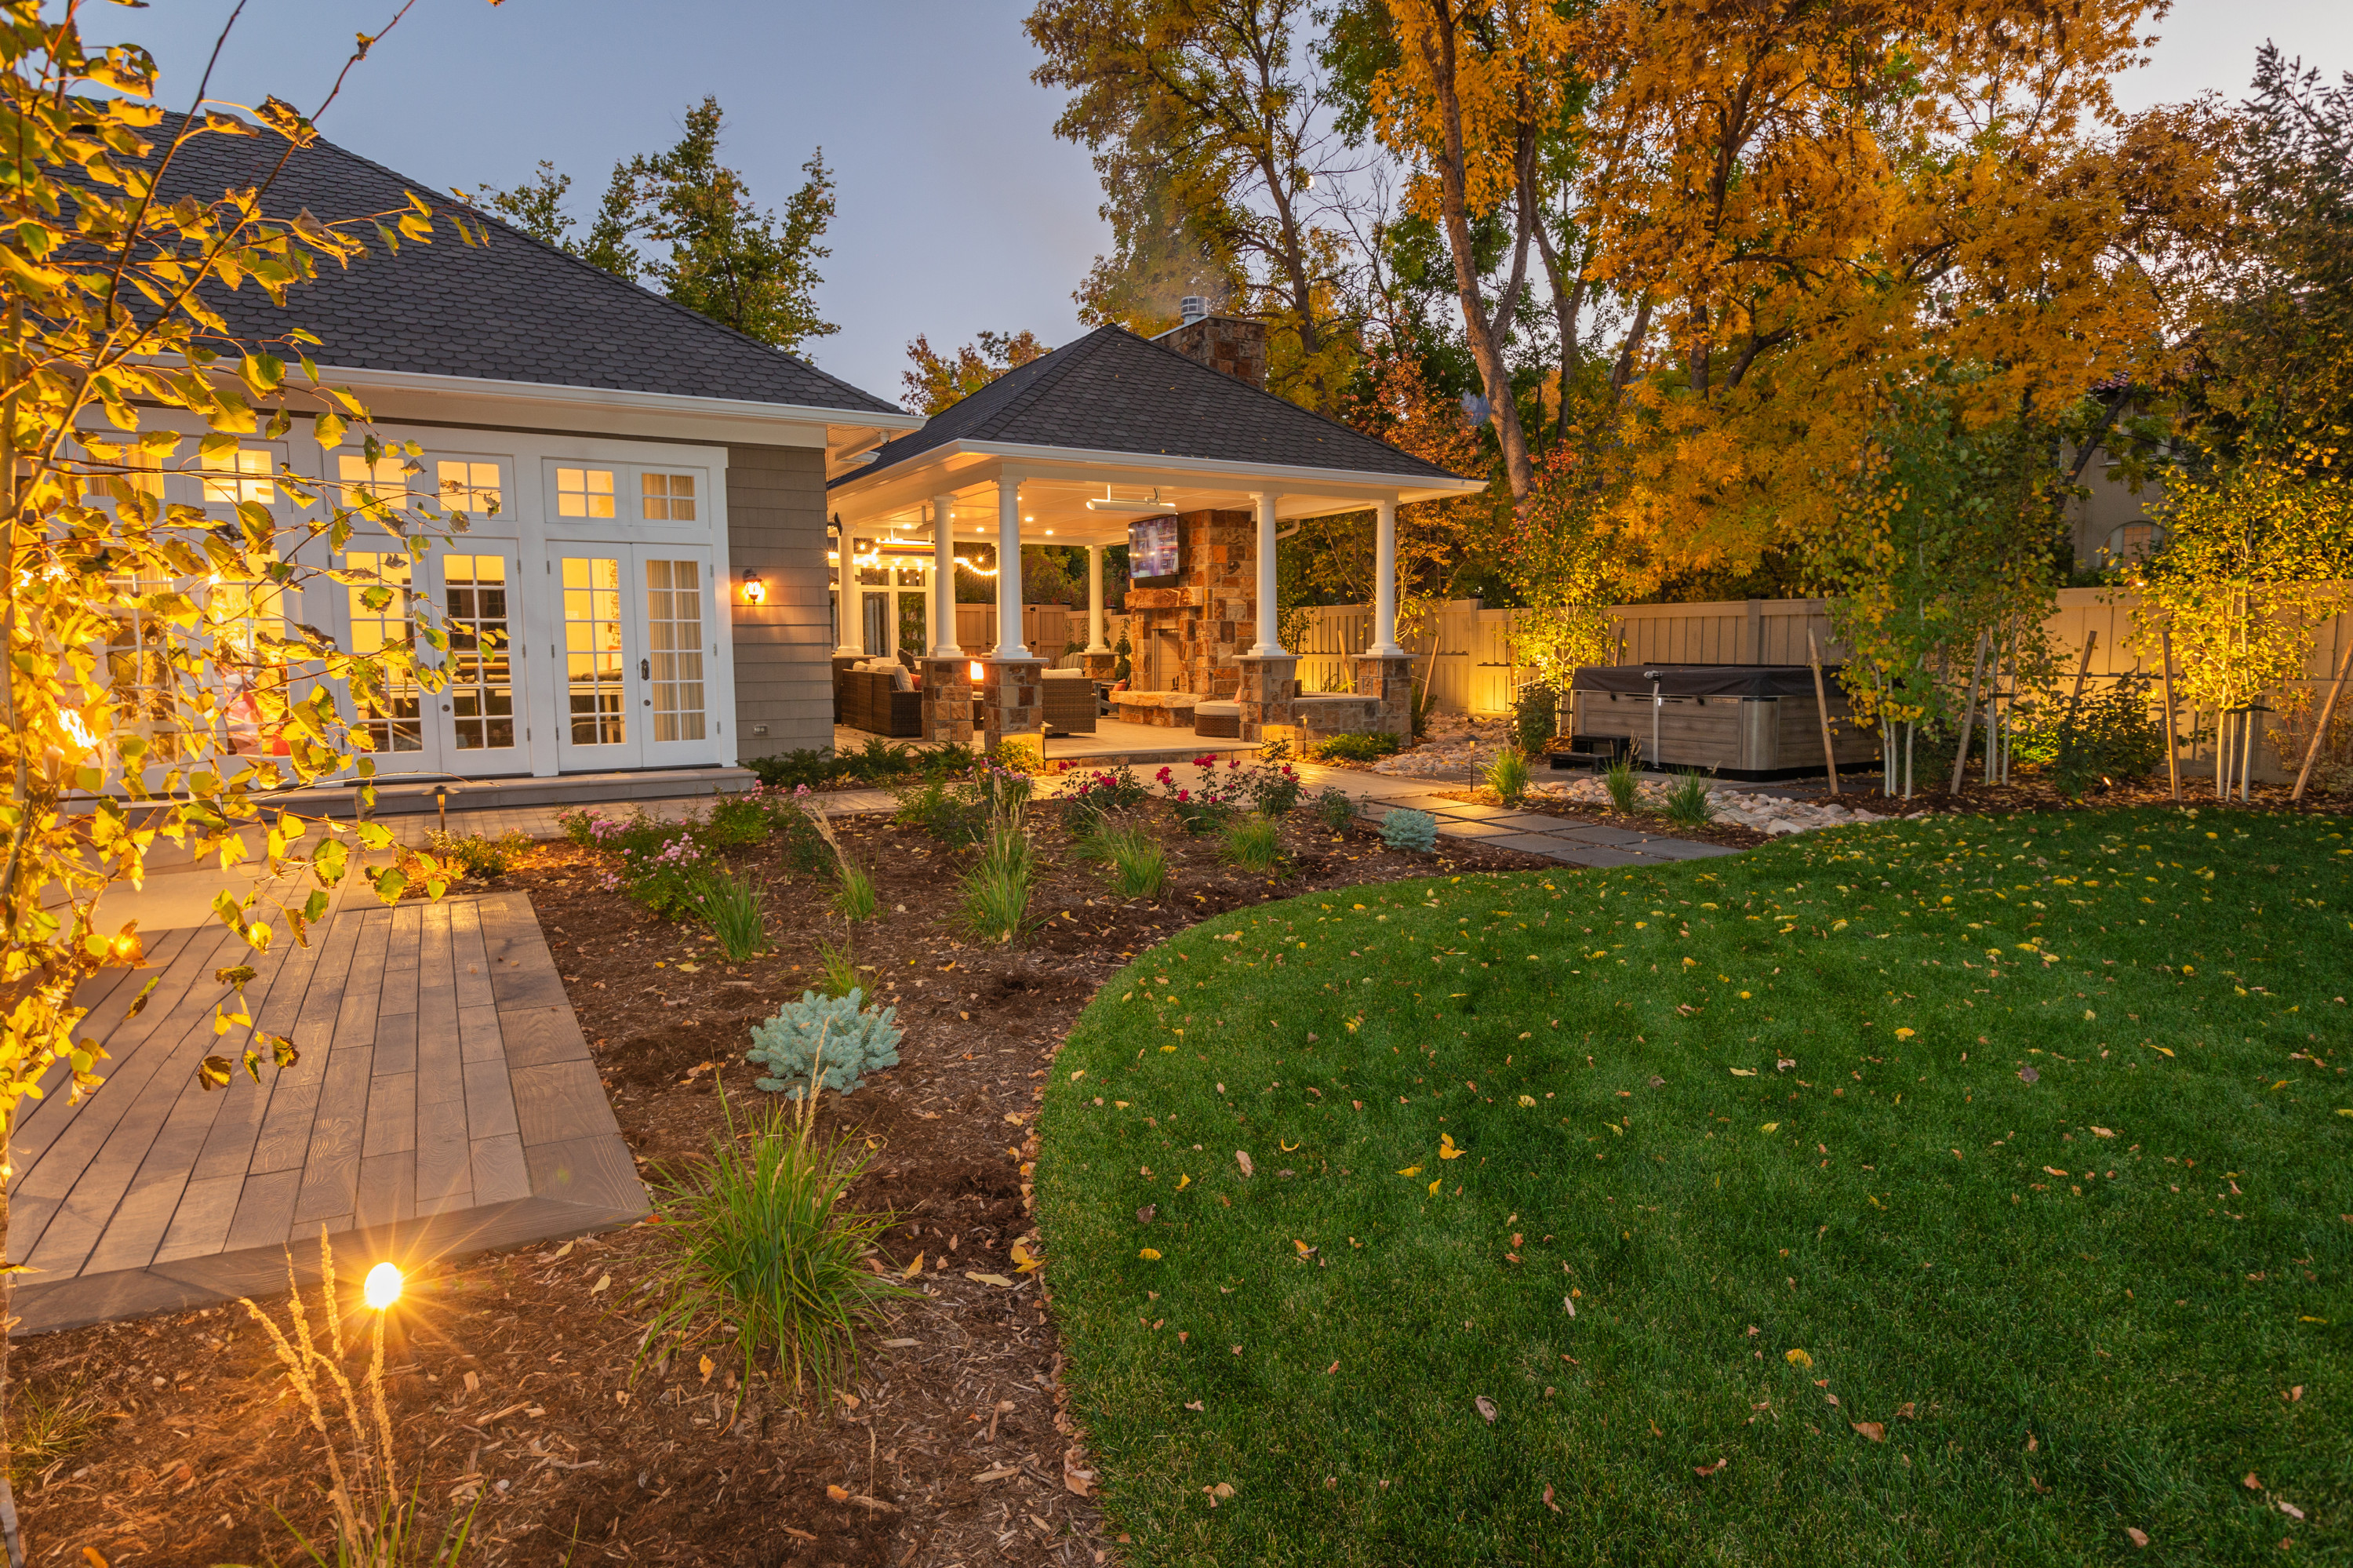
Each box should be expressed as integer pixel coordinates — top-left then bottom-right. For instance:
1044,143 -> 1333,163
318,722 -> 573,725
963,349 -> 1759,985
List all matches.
740,570 -> 766,606
969,660 -> 985,683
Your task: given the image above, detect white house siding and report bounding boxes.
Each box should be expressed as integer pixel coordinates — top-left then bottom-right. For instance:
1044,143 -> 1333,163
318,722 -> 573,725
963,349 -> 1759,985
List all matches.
724,442 -> 834,759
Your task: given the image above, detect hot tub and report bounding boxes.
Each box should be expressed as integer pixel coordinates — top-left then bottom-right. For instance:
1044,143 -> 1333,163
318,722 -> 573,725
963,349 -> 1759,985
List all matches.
1566,664 -> 1879,780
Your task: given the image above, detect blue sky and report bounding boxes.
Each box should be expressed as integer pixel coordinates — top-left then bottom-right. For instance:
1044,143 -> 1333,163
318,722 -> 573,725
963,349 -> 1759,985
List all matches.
117,0 -> 2353,409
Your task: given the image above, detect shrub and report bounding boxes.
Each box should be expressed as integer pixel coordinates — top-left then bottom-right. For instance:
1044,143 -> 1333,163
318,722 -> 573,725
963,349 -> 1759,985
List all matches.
1062,766 -> 1149,831
640,1091 -> 911,1409
1380,807 -> 1439,853
1221,814 -> 1285,874
747,989 -> 902,1097
1487,745 -> 1532,806
425,829 -> 531,880
1155,757 -> 1245,834
1312,731 -> 1402,763
1312,784 -> 1357,832
555,807 -> 605,847
841,736 -> 919,784
614,826 -> 711,919
1663,770 -> 1715,827
744,749 -> 842,791
1093,824 -> 1169,899
688,872 -> 769,959
1238,740 -> 1306,815
701,791 -> 776,847
960,813 -> 1037,943
1603,754 -> 1642,814
891,775 -> 989,848
2047,677 -> 2169,799
1514,686 -> 1558,751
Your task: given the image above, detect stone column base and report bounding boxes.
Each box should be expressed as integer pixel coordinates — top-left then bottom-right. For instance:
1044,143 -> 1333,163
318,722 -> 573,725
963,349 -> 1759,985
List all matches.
1355,654 -> 1416,740
1235,653 -> 1300,744
919,658 -> 974,745
980,657 -> 1046,760
1082,650 -> 1118,681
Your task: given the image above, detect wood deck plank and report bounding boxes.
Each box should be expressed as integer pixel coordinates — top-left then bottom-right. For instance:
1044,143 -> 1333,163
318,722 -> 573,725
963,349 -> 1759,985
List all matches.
292,1046 -> 373,1224
510,1060 -> 610,1149
353,1151 -> 415,1231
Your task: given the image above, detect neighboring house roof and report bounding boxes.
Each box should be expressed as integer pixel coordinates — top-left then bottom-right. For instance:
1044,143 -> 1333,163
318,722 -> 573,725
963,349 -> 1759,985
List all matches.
832,325 -> 1467,486
133,117 -> 902,417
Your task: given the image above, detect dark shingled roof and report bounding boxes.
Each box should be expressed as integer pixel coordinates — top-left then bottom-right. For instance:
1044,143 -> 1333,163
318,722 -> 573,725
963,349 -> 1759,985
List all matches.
135,118 -> 901,417
832,326 -> 1465,487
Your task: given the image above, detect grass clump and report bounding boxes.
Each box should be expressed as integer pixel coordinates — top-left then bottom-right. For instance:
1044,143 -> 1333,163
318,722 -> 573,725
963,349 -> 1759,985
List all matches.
1486,744 -> 1531,806
1602,751 -> 1642,813
1220,813 -> 1285,875
1662,769 -> 1715,827
1088,823 -> 1168,900
1035,807 -> 2353,1565
643,1090 -> 912,1410
959,804 -> 1038,943
686,871 -> 769,959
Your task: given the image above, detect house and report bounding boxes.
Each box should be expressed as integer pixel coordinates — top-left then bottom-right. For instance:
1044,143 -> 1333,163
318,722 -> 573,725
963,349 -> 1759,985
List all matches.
126,121 -> 918,798
824,302 -> 1483,753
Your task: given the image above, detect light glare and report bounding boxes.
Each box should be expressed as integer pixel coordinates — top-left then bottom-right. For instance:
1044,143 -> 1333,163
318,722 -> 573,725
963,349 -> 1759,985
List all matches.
362,1261 -> 403,1311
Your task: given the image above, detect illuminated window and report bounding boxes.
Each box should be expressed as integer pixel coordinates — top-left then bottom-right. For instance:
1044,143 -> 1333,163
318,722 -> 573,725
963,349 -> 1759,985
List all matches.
644,559 -> 705,743
337,453 -> 406,509
443,555 -> 515,750
438,461 -> 503,517
102,570 -> 180,762
202,447 -> 275,506
344,551 -> 421,754
556,467 -> 615,518
213,581 -> 289,757
642,472 -> 697,521
562,556 -> 626,744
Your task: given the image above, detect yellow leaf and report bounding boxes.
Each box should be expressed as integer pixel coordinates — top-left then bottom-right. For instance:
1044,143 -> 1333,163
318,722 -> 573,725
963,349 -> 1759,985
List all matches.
589,1273 -> 610,1295
1139,1249 -> 1162,1261
1760,1122 -> 1780,1133
1786,1349 -> 1813,1368
1427,1178 -> 1442,1196
966,1271 -> 1016,1287
1398,1166 -> 1423,1177
1517,1094 -> 1537,1108
699,1355 -> 715,1384
1011,1242 -> 1042,1274
827,1484 -> 850,1502
902,1252 -> 926,1279
1438,1133 -> 1465,1159
1293,1239 -> 1315,1257
1175,1173 -> 1191,1189
1893,1027 -> 1915,1039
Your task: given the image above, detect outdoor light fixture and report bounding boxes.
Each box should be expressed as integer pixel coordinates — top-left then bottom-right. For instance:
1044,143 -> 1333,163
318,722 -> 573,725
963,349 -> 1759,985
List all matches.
740,570 -> 767,606
969,660 -> 985,682
363,1261 -> 404,1311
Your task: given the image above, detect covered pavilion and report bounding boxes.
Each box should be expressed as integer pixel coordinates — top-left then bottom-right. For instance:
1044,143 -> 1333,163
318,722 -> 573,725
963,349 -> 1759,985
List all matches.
824,309 -> 1483,756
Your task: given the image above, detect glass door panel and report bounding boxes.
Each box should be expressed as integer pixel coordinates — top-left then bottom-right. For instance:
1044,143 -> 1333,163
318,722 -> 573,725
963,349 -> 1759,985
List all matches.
442,554 -> 516,754
344,551 -> 425,763
557,555 -> 635,769
639,551 -> 715,766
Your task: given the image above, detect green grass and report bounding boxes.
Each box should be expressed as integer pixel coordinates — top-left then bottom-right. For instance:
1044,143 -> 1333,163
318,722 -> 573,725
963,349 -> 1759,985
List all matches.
1035,807 -> 2353,1564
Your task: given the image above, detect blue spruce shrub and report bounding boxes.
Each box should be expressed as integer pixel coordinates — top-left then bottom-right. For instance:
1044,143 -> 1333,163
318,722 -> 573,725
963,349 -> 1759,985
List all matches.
746,988 -> 902,1098
1379,807 -> 1439,853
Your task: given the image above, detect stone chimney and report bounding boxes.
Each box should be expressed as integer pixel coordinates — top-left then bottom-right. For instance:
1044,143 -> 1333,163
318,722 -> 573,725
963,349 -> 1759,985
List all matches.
1153,307 -> 1267,392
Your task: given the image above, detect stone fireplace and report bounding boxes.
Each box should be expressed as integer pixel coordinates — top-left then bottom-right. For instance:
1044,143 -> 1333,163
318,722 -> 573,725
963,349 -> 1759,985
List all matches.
1119,506 -> 1257,701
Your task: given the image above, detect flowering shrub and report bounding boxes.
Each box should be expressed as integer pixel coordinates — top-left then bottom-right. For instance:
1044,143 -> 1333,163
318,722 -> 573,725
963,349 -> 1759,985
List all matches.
617,828 -> 711,919
1155,759 -> 1245,835
1063,766 -> 1148,829
1237,740 -> 1305,816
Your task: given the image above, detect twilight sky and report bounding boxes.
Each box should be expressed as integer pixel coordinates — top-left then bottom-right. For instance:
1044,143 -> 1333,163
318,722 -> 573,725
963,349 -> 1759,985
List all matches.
116,0 -> 2353,410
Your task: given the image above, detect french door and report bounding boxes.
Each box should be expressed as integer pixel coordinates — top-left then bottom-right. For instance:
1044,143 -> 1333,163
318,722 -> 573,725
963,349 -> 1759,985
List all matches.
344,544 -> 526,777
554,548 -> 717,771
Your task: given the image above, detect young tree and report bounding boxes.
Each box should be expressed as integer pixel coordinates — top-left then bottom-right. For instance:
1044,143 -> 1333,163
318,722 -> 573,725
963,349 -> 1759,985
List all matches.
900,329 -> 1049,414
1027,0 -> 1362,409
475,158 -> 572,248
0,6 -> 472,1559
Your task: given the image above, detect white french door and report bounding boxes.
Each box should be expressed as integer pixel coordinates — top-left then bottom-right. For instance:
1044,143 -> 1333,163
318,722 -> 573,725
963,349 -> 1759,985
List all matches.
344,544 -> 526,777
553,547 -> 717,771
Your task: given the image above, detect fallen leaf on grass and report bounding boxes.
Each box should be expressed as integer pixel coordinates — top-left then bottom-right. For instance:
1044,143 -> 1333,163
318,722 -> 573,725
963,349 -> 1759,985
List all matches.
2091,1126 -> 2115,1138
1184,1400 -> 1204,1412
1326,1360 -> 1340,1374
1543,1483 -> 1562,1511
1852,1421 -> 1885,1442
2018,1066 -> 2040,1083
1896,1402 -> 1915,1419
901,1253 -> 925,1280
1293,1239 -> 1318,1258
1398,1166 -> 1423,1177
2245,1472 -> 2263,1490
1695,1458 -> 1728,1476
1202,1482 -> 1235,1507
2126,1526 -> 2150,1548
1138,1249 -> 1162,1261
1760,1122 -> 1780,1134
1174,1173 -> 1191,1191
1729,1068 -> 1757,1077
1236,1150 -> 1255,1177
1475,1395 -> 1498,1424
2280,1501 -> 2306,1521
1064,1448 -> 1097,1497
1136,1205 -> 1156,1224
1439,1133 -> 1466,1159
1785,1349 -> 1813,1368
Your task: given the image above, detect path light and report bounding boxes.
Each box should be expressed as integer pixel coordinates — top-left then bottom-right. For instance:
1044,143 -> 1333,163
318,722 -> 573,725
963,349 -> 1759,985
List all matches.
363,1261 -> 403,1311
969,661 -> 985,683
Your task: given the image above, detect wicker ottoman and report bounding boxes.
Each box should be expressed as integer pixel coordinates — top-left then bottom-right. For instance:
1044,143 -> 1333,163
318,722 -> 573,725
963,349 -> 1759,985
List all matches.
1194,700 -> 1242,739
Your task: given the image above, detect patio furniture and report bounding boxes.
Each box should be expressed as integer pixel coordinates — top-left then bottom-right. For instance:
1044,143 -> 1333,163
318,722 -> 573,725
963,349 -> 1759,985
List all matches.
839,666 -> 922,738
1194,700 -> 1242,739
1042,670 -> 1097,735
1111,689 -> 1198,728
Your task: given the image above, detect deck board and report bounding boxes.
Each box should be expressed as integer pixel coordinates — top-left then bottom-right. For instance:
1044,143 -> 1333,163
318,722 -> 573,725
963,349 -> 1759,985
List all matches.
13,891 -> 646,1335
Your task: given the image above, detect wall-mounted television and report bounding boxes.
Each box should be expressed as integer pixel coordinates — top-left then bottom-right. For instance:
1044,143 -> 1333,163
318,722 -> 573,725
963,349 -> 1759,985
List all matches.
1129,514 -> 1180,587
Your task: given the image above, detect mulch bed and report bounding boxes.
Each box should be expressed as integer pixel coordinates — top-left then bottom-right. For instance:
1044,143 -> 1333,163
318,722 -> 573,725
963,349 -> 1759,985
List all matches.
1811,773 -> 2353,820
1428,788 -> 1780,849
17,799 -> 1552,1568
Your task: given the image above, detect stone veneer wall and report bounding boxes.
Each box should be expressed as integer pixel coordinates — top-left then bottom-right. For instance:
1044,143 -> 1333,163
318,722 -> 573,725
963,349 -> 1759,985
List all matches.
1121,508 -> 1255,700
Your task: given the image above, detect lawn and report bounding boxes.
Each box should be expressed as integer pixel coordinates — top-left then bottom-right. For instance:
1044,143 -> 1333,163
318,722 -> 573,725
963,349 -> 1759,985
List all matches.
1034,806 -> 2352,1565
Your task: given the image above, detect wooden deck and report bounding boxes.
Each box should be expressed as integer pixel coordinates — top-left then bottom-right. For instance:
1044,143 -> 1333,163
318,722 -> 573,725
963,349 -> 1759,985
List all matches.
10,893 -> 646,1334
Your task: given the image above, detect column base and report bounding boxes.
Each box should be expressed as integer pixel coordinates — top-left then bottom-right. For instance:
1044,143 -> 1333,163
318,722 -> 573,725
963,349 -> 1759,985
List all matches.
980,657 -> 1046,761
1235,654 -> 1300,744
1354,653 -> 1416,740
919,658 -> 974,745
1082,650 -> 1117,681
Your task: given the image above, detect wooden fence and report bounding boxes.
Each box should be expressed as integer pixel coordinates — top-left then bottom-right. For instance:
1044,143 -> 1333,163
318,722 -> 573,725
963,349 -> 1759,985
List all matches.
1294,591 -> 2353,782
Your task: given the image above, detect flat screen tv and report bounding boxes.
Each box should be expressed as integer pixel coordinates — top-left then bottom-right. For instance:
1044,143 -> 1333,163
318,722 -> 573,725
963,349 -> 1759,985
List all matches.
1129,514 -> 1180,587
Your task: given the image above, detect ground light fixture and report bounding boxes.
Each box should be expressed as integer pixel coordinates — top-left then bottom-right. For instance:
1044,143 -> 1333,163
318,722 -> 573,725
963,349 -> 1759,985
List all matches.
969,660 -> 985,682
363,1261 -> 404,1311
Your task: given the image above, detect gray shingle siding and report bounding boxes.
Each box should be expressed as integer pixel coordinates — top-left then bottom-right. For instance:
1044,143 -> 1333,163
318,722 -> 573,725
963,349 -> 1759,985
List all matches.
726,444 -> 835,759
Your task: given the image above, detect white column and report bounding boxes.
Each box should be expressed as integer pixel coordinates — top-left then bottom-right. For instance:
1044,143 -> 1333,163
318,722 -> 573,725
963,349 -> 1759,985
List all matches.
835,529 -> 864,657
993,475 -> 1027,658
929,496 -> 961,657
1086,544 -> 1108,653
1369,495 -> 1404,655
1248,489 -> 1283,656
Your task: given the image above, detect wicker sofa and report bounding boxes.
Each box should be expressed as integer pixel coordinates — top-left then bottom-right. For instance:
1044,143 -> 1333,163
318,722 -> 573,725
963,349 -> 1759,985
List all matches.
838,665 -> 922,738
1042,670 -> 1098,735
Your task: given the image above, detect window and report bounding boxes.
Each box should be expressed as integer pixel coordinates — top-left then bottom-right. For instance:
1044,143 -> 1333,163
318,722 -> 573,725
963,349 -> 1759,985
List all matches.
644,559 -> 706,743
556,467 -> 615,518
202,448 -> 275,506
337,453 -> 406,509
214,581 -> 289,757
561,557 -> 625,744
102,570 -> 180,762
438,461 -> 502,517
442,555 -> 515,750
642,472 -> 696,521
344,552 -> 421,754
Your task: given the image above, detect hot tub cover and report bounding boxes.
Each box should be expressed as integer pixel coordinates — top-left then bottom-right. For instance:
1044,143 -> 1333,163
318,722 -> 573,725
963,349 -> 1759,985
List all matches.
1570,664 -> 1846,698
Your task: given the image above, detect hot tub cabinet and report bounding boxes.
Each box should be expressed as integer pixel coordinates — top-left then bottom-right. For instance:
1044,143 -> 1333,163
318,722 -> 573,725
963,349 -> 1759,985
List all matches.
1568,664 -> 1880,781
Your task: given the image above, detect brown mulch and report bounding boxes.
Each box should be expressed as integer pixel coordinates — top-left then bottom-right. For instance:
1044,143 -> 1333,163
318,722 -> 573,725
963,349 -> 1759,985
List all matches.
1429,787 -> 1780,849
1806,772 -> 2353,820
16,800 -> 1553,1568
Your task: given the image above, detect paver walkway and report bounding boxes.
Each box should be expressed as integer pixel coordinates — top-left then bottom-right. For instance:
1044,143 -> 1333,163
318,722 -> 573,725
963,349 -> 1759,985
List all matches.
13,893 -> 646,1334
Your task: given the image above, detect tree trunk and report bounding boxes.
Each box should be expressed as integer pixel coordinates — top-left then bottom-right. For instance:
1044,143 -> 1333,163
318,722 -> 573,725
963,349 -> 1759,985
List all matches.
0,1159 -> 21,1568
